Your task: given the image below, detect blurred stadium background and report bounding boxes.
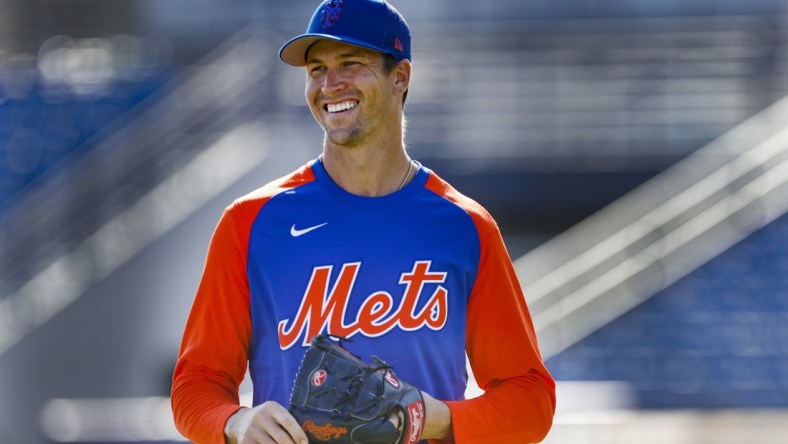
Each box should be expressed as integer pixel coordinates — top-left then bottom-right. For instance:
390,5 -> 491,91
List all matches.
1,0 -> 787,442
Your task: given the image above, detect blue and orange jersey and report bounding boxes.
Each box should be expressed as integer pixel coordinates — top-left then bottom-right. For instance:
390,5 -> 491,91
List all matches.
172,159 -> 555,443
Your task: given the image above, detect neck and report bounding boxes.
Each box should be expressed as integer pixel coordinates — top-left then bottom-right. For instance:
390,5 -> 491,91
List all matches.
321,142 -> 413,197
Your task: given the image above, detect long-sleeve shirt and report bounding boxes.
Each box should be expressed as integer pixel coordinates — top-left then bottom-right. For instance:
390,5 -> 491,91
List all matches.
171,159 -> 556,443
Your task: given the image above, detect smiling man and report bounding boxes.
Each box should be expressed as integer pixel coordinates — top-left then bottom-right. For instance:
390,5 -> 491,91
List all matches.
171,1 -> 556,443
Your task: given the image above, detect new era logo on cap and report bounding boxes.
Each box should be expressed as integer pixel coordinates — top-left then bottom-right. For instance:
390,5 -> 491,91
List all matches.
279,0 -> 411,66
394,37 -> 403,52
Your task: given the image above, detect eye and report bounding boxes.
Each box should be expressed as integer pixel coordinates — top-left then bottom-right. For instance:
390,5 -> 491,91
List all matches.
308,66 -> 326,77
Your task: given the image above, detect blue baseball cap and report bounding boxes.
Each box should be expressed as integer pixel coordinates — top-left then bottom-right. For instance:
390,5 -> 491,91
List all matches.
279,0 -> 411,67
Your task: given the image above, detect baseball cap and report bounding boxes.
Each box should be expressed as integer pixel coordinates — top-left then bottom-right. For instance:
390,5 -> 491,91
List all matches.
278,0 -> 411,67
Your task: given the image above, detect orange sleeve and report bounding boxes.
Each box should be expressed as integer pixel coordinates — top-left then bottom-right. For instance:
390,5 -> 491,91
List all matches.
170,198 -> 264,444
171,166 -> 312,444
427,176 -> 556,443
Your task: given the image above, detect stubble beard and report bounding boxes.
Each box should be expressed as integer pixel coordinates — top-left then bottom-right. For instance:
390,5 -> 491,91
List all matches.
323,118 -> 368,148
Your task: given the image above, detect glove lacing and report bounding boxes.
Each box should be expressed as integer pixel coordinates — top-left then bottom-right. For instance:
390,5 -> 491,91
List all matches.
312,335 -> 398,421
330,357 -> 394,419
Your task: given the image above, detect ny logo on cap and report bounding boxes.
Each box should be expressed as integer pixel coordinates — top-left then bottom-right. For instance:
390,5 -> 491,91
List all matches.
320,0 -> 343,29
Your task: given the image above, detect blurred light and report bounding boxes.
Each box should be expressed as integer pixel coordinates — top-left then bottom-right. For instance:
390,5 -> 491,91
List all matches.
41,397 -> 186,442
38,36 -> 113,95
41,392 -> 254,442
37,33 -> 172,96
545,408 -> 788,444
554,381 -> 635,415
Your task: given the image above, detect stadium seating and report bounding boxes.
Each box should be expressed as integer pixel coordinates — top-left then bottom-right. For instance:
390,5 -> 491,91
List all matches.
0,40 -> 169,210
547,212 -> 788,408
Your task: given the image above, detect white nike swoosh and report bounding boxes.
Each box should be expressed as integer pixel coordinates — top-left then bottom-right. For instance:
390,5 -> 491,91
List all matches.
290,222 -> 328,237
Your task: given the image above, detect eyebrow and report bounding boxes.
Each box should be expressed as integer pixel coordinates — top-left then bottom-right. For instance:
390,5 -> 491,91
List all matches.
305,50 -> 374,65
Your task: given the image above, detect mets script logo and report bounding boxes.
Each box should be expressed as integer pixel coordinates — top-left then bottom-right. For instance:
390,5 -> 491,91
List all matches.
302,420 -> 348,441
320,0 -> 343,29
278,261 -> 448,349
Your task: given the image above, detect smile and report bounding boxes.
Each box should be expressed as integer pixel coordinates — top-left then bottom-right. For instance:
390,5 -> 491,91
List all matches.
326,100 -> 358,113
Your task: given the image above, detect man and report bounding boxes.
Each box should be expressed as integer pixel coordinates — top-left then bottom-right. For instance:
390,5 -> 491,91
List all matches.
171,1 -> 556,443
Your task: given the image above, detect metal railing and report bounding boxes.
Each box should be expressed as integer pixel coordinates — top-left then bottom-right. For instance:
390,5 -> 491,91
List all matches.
0,28 -> 284,356
520,92 -> 788,359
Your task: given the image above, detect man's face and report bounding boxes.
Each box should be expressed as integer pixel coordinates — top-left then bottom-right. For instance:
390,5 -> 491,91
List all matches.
304,40 -> 402,147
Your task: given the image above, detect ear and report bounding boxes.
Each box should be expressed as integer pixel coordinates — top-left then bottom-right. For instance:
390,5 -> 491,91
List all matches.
393,59 -> 412,97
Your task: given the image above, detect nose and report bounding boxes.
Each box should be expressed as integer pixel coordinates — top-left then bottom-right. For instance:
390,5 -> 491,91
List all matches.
322,67 -> 345,95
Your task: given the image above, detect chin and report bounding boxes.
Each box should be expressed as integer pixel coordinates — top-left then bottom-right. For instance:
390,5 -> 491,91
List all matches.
326,128 -> 363,147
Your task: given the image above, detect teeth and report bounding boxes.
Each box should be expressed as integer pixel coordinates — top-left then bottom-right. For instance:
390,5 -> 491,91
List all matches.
327,101 -> 356,113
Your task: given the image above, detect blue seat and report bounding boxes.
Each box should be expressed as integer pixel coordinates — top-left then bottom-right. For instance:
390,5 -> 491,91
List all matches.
547,213 -> 788,409
0,75 -> 167,211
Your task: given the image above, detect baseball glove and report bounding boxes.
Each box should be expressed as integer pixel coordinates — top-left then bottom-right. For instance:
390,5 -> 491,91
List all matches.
289,334 -> 425,444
